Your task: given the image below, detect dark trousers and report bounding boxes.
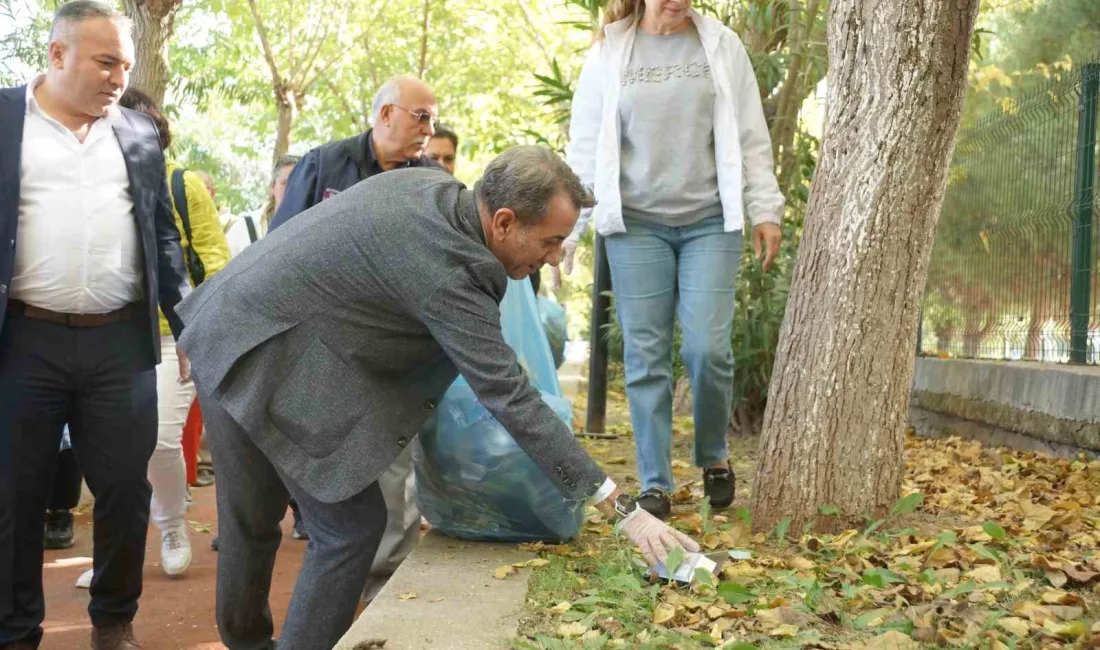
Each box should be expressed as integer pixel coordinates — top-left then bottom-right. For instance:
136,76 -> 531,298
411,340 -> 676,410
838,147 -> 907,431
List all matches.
200,390 -> 386,650
0,311 -> 157,647
49,447 -> 83,511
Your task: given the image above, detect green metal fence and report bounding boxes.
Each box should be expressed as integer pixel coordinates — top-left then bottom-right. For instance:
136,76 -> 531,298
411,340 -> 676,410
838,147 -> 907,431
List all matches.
919,59 -> 1100,364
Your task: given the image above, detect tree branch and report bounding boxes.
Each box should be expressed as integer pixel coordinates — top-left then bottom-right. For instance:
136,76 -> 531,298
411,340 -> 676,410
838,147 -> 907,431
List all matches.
293,21 -> 332,88
417,0 -> 430,79
515,0 -> 553,67
325,78 -> 366,131
245,0 -> 285,92
290,0 -> 334,88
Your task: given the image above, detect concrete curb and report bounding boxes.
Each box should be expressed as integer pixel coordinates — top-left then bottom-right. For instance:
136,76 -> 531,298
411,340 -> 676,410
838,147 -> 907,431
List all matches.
335,530 -> 534,650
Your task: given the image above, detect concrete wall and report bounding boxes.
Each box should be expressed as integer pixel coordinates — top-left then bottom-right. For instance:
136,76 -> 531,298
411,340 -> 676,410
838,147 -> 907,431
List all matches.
910,358 -> 1100,457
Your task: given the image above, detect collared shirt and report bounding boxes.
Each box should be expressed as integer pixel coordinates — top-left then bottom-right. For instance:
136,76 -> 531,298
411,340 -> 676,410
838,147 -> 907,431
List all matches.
11,77 -> 143,314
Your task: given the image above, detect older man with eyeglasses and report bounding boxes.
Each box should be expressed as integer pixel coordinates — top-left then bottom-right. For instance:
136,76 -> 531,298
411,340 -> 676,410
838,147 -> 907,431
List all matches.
269,74 -> 442,230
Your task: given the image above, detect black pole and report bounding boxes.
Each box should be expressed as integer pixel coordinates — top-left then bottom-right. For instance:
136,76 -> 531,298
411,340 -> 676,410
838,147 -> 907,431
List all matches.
584,234 -> 611,434
916,307 -> 924,357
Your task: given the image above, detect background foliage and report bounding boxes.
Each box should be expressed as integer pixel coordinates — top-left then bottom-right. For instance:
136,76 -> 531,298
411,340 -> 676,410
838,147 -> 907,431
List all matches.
2,0 -> 1092,428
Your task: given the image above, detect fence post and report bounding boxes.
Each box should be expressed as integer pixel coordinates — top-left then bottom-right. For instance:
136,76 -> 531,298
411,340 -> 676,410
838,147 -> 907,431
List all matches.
584,234 -> 611,434
1070,63 -> 1100,364
916,307 -> 924,356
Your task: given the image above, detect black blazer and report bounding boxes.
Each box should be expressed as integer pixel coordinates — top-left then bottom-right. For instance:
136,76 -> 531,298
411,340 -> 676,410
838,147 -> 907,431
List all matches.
0,85 -> 191,365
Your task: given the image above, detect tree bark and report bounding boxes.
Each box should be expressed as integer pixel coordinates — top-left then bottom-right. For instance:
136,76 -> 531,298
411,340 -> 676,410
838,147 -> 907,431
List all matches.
122,0 -> 182,105
750,0 -> 980,534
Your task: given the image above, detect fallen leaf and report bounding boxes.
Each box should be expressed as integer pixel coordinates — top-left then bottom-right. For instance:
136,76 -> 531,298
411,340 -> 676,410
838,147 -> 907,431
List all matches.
557,622 -> 589,637
550,601 -> 571,614
428,597 -> 444,603
854,630 -> 919,650
1015,601 -> 1053,624
788,556 -> 816,571
1062,564 -> 1100,584
1042,619 -> 1087,640
1041,590 -> 1084,606
653,603 -> 676,625
397,592 -> 417,601
1047,605 -> 1084,621
492,565 -> 515,580
769,624 -> 799,638
756,606 -> 814,630
1021,501 -> 1055,530
512,558 -> 550,569
997,617 -> 1031,637
965,565 -> 1001,584
1045,570 -> 1068,588
671,485 -> 694,504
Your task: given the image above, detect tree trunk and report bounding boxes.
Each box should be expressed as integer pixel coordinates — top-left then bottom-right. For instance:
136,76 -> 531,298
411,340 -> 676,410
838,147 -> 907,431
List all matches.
272,88 -> 297,163
750,0 -> 980,534
122,0 -> 182,105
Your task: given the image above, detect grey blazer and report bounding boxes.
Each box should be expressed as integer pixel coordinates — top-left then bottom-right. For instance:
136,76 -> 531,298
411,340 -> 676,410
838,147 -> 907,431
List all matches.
177,169 -> 607,505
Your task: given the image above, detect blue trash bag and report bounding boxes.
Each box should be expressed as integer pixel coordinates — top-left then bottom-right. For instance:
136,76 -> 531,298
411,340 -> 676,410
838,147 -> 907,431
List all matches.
537,296 -> 568,370
415,278 -> 585,543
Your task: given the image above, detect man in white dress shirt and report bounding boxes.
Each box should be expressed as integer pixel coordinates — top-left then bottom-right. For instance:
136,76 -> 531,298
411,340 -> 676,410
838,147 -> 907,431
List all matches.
0,2 -> 191,649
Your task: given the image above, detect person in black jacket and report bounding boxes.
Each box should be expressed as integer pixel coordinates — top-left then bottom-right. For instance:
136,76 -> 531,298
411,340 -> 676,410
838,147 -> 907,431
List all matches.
269,75 -> 441,230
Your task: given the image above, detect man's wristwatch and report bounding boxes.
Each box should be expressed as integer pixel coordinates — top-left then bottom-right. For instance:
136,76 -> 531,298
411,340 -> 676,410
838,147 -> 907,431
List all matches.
613,493 -> 638,520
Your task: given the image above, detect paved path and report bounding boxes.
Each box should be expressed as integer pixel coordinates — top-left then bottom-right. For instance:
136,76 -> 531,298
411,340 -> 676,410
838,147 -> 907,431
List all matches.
40,485 -> 305,650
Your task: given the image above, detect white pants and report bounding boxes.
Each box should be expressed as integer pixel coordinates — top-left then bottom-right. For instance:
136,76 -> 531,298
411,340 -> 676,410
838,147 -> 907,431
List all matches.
362,447 -> 421,602
149,335 -> 195,534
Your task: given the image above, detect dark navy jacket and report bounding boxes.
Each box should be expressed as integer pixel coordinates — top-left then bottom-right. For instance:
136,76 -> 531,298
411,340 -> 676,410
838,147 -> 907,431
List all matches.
0,85 -> 191,364
270,128 -> 440,231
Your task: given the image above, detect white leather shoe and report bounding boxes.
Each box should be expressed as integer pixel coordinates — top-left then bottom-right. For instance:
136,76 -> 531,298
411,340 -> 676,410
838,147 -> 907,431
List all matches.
161,526 -> 192,577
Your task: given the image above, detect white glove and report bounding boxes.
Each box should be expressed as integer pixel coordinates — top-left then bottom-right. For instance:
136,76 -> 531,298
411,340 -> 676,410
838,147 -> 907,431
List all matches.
615,507 -> 700,566
561,240 -> 578,275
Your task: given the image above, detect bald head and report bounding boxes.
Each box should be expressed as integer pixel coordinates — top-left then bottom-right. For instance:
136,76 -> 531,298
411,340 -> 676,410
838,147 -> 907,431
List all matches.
370,75 -> 434,122
369,75 -> 438,170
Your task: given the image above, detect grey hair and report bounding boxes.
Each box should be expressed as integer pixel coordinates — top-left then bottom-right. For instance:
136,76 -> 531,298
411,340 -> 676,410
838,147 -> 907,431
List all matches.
474,146 -> 594,225
371,75 -> 415,123
49,0 -> 132,44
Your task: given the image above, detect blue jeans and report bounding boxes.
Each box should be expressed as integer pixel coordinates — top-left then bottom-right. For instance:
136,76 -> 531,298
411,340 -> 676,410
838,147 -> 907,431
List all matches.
606,216 -> 742,493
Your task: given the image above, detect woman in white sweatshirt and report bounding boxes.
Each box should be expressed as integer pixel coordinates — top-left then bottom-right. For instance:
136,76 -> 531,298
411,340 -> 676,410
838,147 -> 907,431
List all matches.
563,0 -> 784,519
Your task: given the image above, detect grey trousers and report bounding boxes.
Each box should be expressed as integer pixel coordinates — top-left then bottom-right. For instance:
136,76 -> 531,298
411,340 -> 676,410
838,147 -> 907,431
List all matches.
201,393 -> 386,650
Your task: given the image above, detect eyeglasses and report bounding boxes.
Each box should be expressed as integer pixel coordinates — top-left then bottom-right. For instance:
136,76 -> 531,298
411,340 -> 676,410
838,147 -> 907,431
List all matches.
391,104 -> 438,130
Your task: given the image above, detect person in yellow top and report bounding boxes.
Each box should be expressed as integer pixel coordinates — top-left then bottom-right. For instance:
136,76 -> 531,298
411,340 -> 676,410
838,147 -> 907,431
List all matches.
119,88 -> 230,578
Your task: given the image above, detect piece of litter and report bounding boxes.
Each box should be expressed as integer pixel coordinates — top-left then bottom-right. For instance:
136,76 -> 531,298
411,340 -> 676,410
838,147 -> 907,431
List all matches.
648,552 -> 718,583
